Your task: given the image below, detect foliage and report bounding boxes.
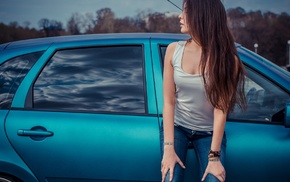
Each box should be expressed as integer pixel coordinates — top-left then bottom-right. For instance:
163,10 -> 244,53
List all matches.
38,18 -> 64,37
227,8 -> 290,66
0,22 -> 43,43
0,7 -> 289,66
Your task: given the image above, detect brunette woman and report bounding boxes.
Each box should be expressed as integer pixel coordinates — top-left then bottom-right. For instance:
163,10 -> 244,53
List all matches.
161,0 -> 246,181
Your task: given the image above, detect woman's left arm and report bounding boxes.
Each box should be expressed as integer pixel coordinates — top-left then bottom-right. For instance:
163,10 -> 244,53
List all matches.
211,108 -> 227,151
201,108 -> 227,182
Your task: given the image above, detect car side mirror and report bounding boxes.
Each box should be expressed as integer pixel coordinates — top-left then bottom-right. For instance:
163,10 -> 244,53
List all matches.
284,103 -> 290,128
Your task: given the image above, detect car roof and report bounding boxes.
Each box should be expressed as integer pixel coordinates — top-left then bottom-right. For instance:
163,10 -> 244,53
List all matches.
1,33 -> 288,90
0,33 -> 190,50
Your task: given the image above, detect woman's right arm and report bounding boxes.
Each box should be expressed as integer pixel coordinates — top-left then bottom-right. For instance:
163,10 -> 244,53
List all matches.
161,42 -> 185,182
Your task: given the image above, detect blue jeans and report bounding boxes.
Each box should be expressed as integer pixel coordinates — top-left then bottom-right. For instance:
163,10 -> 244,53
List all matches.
160,123 -> 227,182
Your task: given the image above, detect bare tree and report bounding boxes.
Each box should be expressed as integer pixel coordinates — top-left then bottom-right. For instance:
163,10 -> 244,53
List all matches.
94,8 -> 115,33
83,13 -> 95,34
146,12 -> 179,32
67,13 -> 83,35
227,8 -> 290,66
38,18 -> 64,37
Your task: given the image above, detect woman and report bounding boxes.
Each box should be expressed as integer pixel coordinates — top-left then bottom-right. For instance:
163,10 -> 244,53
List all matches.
161,0 -> 246,182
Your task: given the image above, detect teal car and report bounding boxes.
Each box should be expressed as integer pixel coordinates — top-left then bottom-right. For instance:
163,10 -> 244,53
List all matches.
0,33 -> 289,182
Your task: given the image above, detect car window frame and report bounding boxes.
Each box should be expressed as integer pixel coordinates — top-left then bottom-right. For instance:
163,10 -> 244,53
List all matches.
27,44 -> 149,115
228,63 -> 290,124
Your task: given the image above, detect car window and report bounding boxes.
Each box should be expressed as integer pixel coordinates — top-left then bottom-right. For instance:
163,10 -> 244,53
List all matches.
228,67 -> 290,122
160,45 -> 167,72
33,46 -> 146,114
0,52 -> 43,109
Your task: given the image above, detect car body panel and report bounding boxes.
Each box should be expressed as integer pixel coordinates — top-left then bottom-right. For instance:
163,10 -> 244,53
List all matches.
5,36 -> 162,181
0,110 -> 39,182
6,110 -> 161,181
0,43 -> 50,65
0,33 -> 289,182
12,38 -> 158,114
225,121 -> 290,181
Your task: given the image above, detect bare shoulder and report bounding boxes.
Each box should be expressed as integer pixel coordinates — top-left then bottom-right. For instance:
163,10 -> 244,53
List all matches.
164,42 -> 178,64
166,42 -> 178,54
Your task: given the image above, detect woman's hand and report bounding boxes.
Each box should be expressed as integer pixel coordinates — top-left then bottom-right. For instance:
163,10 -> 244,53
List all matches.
201,159 -> 226,182
161,146 -> 185,182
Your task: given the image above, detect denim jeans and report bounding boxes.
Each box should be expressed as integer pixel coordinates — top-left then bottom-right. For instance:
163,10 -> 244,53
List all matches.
160,123 -> 227,182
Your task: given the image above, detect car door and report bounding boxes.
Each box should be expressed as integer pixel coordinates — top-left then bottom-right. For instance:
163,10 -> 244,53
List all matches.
5,40 -> 162,182
225,64 -> 290,182
154,43 -> 290,182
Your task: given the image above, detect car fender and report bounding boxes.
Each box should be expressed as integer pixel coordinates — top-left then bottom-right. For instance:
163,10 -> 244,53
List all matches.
0,161 -> 38,182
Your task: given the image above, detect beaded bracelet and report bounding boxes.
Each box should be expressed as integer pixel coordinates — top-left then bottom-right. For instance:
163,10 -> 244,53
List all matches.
208,150 -> 221,158
208,158 -> 220,162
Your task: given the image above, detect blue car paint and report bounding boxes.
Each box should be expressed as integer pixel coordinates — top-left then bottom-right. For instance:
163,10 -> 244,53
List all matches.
0,110 -> 39,181
0,33 -> 289,182
6,110 -> 161,181
237,46 -> 290,91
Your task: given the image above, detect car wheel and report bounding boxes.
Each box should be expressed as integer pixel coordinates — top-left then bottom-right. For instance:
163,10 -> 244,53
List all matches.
0,175 -> 21,182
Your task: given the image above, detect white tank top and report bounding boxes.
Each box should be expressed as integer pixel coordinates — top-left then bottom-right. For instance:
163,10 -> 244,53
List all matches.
173,41 -> 214,131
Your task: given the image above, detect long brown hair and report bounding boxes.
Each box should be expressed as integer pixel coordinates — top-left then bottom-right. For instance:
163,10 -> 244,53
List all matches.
183,0 -> 246,112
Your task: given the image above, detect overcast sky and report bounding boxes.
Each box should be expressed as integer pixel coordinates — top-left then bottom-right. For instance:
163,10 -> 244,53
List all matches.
0,0 -> 289,29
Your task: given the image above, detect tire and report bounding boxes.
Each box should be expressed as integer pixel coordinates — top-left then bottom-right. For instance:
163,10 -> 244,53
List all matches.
0,175 -> 21,182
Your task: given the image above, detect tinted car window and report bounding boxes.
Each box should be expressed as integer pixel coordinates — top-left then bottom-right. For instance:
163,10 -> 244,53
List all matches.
229,67 -> 290,122
160,45 -> 167,72
34,46 -> 146,114
0,52 -> 43,109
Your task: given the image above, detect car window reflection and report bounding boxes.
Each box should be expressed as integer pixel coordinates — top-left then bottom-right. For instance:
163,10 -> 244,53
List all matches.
229,67 -> 290,122
34,46 -> 146,114
0,52 -> 43,109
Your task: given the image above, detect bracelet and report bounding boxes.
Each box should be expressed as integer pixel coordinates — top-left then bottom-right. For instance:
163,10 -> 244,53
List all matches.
208,150 -> 221,158
164,142 -> 174,146
208,158 -> 220,162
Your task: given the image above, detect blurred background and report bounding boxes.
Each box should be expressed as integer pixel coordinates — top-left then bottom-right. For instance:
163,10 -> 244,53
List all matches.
0,0 -> 289,68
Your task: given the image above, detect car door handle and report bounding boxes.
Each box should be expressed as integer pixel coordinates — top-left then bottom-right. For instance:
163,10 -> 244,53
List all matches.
17,129 -> 54,137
